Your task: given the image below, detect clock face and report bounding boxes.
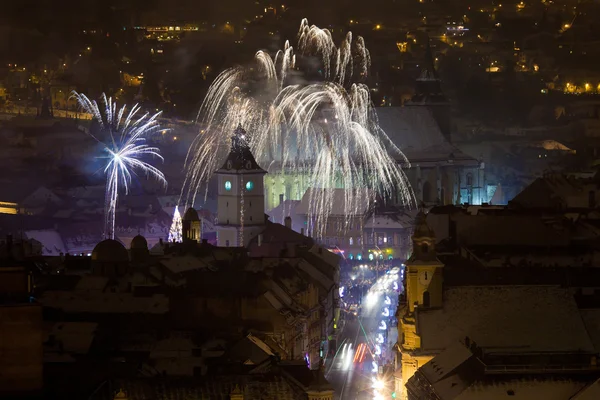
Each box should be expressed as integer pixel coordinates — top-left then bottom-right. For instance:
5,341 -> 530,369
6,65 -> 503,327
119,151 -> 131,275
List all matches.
419,270 -> 431,286
224,181 -> 232,191
245,181 -> 254,190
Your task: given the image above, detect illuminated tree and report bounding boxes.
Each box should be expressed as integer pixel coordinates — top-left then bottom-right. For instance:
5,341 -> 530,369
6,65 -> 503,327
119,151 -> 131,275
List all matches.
168,207 -> 182,243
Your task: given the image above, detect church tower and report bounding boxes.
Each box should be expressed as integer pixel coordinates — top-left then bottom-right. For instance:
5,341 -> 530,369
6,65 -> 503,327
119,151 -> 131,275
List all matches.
405,211 -> 444,312
398,211 -> 444,398
215,125 -> 266,247
405,39 -> 452,143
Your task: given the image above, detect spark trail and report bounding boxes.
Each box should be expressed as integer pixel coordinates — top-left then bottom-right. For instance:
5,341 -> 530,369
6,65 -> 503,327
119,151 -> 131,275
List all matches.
73,92 -> 167,240
183,19 -> 414,238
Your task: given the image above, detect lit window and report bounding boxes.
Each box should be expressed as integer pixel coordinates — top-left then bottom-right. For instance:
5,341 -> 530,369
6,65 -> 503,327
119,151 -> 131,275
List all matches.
246,181 -> 254,190
369,253 -> 374,261
225,181 -> 232,191
348,253 -> 354,260
388,255 -> 393,260
357,254 -> 362,260
349,237 -> 354,245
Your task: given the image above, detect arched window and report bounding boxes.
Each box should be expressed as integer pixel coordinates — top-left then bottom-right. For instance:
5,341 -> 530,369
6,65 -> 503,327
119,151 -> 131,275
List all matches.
357,254 -> 362,260
423,291 -> 430,307
349,237 -> 354,246
368,253 -> 374,261
466,173 -> 473,186
348,253 -> 354,260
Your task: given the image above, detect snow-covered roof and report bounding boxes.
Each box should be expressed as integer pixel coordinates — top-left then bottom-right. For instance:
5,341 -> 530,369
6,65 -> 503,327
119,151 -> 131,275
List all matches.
376,107 -> 450,154
418,344 -> 479,400
161,255 -> 209,274
375,107 -> 477,164
456,378 -> 587,400
25,229 -> 66,255
296,188 -> 371,216
571,378 -> 600,400
363,214 -> 412,230
40,291 -> 169,314
418,286 -> 595,353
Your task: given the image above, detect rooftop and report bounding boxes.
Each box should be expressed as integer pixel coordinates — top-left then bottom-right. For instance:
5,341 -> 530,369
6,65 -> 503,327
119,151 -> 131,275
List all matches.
418,286 -> 595,353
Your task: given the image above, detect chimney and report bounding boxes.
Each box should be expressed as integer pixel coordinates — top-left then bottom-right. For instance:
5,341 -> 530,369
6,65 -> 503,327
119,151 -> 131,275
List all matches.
284,216 -> 292,229
258,234 -> 263,247
279,194 -> 284,204
301,228 -> 305,236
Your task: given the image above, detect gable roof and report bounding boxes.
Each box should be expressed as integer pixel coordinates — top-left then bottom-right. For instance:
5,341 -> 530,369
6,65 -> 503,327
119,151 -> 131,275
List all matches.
418,286 -> 595,353
375,107 -> 476,163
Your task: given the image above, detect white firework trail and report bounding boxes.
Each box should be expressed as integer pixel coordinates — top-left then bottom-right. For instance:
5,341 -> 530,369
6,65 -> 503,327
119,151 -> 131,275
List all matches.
73,92 -> 167,240
182,19 -> 414,239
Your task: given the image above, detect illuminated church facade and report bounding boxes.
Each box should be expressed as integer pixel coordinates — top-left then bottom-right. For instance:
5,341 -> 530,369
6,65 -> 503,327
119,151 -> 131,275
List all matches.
263,42 -> 486,211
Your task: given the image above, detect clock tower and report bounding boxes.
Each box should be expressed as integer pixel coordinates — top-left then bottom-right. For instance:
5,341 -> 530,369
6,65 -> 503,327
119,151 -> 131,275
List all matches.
405,211 -> 444,311
215,125 -> 266,247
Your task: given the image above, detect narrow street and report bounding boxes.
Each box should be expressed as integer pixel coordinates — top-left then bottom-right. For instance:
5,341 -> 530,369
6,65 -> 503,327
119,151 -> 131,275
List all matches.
327,267 -> 402,399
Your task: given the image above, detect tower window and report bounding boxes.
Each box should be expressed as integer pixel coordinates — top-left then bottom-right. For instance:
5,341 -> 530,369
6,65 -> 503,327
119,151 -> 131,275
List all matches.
357,254 -> 362,260
349,237 -> 354,246
466,173 -> 473,186
369,253 -> 374,261
225,181 -> 232,191
348,253 -> 353,260
246,181 -> 254,190
421,244 -> 429,253
423,291 -> 430,307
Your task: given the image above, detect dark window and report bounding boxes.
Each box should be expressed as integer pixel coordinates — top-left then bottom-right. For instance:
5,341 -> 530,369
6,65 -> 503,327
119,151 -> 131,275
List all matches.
589,191 -> 596,208
422,181 -> 432,203
466,173 -> 473,186
421,244 -> 428,253
423,291 -> 430,307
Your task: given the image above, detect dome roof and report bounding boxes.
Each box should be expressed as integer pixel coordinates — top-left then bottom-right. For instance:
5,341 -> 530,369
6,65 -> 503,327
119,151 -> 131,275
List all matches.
183,207 -> 200,222
92,239 -> 129,263
131,234 -> 148,250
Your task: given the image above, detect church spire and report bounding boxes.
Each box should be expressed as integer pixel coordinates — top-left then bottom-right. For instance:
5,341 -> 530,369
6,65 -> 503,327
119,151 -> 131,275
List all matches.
231,124 -> 250,152
420,38 -> 439,81
410,38 -> 447,104
410,211 -> 438,262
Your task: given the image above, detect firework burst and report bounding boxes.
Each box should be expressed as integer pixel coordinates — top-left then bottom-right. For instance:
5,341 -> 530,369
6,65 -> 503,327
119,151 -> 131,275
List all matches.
73,92 -> 167,240
182,19 -> 414,239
